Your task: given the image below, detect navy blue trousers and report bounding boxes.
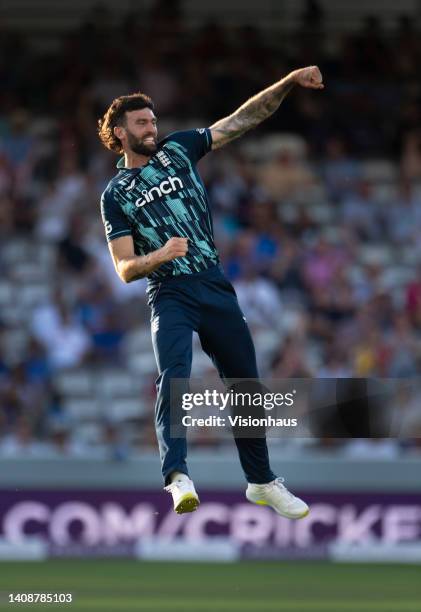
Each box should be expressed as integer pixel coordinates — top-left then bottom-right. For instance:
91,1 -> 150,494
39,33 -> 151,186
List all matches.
148,264 -> 277,486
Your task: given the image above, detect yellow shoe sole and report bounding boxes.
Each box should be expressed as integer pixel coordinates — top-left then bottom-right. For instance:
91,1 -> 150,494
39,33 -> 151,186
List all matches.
298,508 -> 310,519
174,493 -> 200,515
254,499 -> 310,519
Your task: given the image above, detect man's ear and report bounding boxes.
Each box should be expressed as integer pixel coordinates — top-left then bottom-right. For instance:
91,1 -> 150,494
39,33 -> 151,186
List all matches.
114,125 -> 125,141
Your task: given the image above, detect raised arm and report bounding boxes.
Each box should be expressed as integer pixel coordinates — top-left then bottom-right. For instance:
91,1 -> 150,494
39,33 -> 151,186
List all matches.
209,66 -> 323,150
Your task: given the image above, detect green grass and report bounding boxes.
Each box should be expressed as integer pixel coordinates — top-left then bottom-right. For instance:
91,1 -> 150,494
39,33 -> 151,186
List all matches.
0,560 -> 420,612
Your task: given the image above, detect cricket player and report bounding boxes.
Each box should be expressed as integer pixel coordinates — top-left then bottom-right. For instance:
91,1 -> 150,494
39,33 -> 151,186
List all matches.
98,66 -> 324,517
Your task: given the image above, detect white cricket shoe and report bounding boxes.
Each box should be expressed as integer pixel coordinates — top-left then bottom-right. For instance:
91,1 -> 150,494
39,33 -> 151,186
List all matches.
164,477 -> 200,515
246,477 -> 309,519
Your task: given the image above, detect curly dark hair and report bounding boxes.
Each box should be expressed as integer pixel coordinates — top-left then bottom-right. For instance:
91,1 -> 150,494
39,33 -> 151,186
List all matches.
97,93 -> 155,154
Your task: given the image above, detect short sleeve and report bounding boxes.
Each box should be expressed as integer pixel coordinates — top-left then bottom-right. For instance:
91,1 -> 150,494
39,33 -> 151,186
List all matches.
164,129 -> 212,163
100,189 -> 132,242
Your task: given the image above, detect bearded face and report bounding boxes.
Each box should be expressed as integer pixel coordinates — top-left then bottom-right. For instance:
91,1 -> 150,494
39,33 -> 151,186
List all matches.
117,108 -> 158,158
126,127 -> 158,156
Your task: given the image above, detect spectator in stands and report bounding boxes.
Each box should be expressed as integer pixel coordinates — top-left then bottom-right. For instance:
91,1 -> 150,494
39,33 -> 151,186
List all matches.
406,265 -> 421,329
271,334 -> 314,378
322,136 -> 361,203
385,178 -> 421,246
302,236 -> 347,292
233,265 -> 283,332
258,147 -> 316,202
386,313 -> 419,377
75,278 -> 126,362
0,414 -> 48,458
0,109 -> 34,169
24,336 -> 50,384
46,414 -> 91,458
340,180 -> 381,241
401,129 -> 421,181
0,363 -> 45,428
31,290 -> 91,370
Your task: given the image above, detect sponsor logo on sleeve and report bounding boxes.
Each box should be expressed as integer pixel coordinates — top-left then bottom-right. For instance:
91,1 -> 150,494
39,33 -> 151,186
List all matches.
125,178 -> 136,191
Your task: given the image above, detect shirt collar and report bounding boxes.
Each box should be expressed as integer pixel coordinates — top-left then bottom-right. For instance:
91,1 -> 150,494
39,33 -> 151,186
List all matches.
116,156 -> 125,169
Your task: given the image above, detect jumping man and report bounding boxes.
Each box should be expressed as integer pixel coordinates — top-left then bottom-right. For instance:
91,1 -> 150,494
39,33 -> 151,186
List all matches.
98,66 -> 324,517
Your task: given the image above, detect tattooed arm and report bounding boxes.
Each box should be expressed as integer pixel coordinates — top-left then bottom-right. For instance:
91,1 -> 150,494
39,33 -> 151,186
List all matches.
209,66 -> 324,150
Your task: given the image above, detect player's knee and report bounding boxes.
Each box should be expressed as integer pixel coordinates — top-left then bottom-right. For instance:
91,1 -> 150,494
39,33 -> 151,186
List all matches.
156,362 -> 191,385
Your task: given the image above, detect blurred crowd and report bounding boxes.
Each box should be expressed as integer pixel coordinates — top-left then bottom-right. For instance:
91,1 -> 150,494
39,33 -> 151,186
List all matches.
0,0 -> 420,459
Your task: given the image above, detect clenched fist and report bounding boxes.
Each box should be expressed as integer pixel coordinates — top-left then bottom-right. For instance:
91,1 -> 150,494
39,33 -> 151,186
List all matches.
291,66 -> 324,90
159,237 -> 189,263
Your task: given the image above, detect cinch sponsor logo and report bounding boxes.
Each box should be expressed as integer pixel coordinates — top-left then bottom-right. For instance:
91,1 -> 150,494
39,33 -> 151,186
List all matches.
135,176 -> 184,207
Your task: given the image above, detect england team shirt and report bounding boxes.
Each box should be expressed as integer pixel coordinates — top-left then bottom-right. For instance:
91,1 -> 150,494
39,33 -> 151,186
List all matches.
100,128 -> 219,282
